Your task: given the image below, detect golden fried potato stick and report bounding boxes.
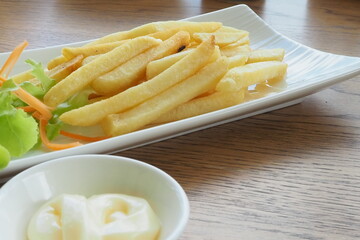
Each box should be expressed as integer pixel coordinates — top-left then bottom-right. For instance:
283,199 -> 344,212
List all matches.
228,54 -> 248,69
43,55 -> 84,82
153,90 -> 245,124
193,32 -> 247,47
62,40 -> 127,59
146,48 -> 194,79
44,36 -> 161,107
12,55 -> 84,85
247,48 -> 285,63
48,22 -> 184,71
47,22 -> 221,70
216,61 -> 288,91
81,54 -> 102,66
11,70 -> 34,84
215,26 -> 249,34
220,45 -> 251,57
92,31 -> 191,95
148,22 -> 223,40
47,55 -> 68,70
60,37 -> 216,126
215,78 -> 238,92
87,21 -> 221,46
53,55 -> 83,77
221,35 -> 250,48
102,57 -> 229,136
146,45 -> 221,80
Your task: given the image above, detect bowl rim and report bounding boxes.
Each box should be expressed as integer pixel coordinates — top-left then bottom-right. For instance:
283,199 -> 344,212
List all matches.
0,154 -> 190,240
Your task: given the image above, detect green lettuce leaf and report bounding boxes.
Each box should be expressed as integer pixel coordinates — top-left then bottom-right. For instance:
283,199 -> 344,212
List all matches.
0,88 -> 38,157
0,79 -> 18,92
20,81 -> 44,99
47,89 -> 92,140
46,118 -> 63,141
11,81 -> 44,107
25,59 -> 56,93
0,144 -> 10,169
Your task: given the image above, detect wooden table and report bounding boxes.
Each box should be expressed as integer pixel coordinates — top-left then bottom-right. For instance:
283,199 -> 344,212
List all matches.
1,0 -> 360,239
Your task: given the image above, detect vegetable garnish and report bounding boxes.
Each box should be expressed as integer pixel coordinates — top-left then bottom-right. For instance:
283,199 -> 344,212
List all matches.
25,59 -> 56,94
0,144 -> 10,170
60,130 -> 109,142
0,86 -> 38,159
0,41 -> 91,167
18,106 -> 36,113
13,87 -> 53,120
0,41 -> 28,79
39,118 -> 82,151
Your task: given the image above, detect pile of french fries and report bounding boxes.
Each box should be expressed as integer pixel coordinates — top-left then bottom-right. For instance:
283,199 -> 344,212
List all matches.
12,21 -> 287,137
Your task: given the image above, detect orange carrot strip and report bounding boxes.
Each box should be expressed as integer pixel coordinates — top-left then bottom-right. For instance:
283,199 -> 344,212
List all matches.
13,87 -> 53,120
0,41 -> 52,120
60,130 -> 109,142
32,111 -> 42,120
39,118 -> 82,151
0,41 -> 29,78
18,106 -> 36,113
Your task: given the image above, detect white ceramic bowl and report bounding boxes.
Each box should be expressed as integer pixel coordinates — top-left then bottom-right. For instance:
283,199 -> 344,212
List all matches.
0,154 -> 189,240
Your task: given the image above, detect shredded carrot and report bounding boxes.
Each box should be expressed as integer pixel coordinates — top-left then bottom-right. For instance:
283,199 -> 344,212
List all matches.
32,111 -> 42,120
0,41 -> 53,120
1,41 -> 80,152
13,87 -> 53,120
39,118 -> 82,151
60,130 -> 109,142
18,106 -> 36,113
0,41 -> 29,79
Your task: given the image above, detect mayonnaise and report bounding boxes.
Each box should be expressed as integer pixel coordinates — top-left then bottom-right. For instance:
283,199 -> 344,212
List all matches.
27,194 -> 161,240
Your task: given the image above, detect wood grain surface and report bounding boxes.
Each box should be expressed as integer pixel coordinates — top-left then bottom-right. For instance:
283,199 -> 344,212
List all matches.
1,0 -> 360,239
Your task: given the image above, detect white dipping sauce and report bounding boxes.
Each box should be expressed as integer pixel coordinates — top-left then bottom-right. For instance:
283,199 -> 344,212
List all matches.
27,194 -> 161,240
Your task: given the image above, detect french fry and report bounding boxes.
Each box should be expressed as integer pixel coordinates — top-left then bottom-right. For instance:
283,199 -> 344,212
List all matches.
146,48 -> 194,80
62,41 -> 127,59
47,55 -> 84,82
82,54 -> 102,66
221,35 -> 249,48
102,57 -> 229,136
209,46 -> 221,63
11,70 -> 34,84
149,22 -> 223,40
60,37 -> 215,126
216,61 -> 287,91
12,55 -> 84,85
247,48 -> 285,63
215,77 -> 238,92
215,26 -> 248,34
188,41 -> 200,48
193,32 -> 247,47
86,21 -> 177,46
92,31 -> 191,94
228,54 -> 248,68
221,45 -> 251,57
148,28 -> 186,41
267,74 -> 287,85
87,21 -> 221,46
146,45 -> 220,80
44,36 -> 161,107
47,55 -> 68,70
153,90 -> 245,124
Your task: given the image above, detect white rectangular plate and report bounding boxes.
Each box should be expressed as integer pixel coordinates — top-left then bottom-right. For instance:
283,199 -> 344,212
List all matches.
1,4 -> 360,177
